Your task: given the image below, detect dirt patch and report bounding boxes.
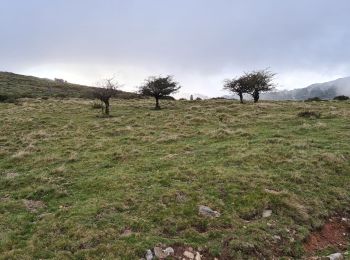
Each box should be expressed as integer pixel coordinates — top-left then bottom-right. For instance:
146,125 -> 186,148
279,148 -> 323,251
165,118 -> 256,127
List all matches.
304,216 -> 350,254
5,172 -> 19,179
23,199 -> 46,213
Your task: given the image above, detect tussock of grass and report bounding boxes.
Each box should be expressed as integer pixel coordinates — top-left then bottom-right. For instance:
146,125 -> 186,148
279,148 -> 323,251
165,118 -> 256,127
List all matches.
0,98 -> 349,259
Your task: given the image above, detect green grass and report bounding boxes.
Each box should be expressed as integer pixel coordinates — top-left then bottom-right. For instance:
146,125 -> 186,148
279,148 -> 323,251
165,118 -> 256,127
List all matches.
0,98 -> 349,259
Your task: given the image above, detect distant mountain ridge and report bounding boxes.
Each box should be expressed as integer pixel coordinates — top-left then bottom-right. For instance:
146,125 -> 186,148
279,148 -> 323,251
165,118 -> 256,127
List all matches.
261,76 -> 350,100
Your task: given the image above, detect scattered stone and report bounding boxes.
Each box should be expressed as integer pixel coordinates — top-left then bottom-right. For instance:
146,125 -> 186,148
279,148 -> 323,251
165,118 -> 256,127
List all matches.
154,247 -> 167,259
23,199 -> 46,213
145,249 -> 153,260
341,217 -> 348,222
164,247 -> 174,256
195,252 -> 202,260
264,188 -> 281,194
38,213 -> 53,219
326,253 -> 343,260
198,205 -> 220,218
262,209 -> 272,218
273,235 -> 281,241
183,251 -> 195,259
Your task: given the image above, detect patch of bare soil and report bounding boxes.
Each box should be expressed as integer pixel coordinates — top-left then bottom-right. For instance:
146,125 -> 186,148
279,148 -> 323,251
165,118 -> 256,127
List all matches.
304,216 -> 350,254
23,199 -> 46,213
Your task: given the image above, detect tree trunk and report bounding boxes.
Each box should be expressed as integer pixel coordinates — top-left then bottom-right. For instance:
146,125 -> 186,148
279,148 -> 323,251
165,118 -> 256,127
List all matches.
253,90 -> 259,103
104,100 -> 110,115
238,92 -> 244,104
155,97 -> 160,109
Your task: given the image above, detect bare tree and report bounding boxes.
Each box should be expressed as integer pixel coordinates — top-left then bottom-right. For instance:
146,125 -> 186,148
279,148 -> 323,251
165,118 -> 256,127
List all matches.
93,78 -> 120,115
139,76 -> 180,109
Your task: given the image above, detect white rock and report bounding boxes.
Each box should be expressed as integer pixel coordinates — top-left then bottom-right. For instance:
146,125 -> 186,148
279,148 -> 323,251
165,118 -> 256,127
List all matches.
164,247 -> 175,256
273,235 -> 281,240
327,253 -> 343,260
199,205 -> 220,218
195,252 -> 202,260
145,249 -> 153,260
262,209 -> 272,218
154,247 -> 167,259
183,250 -> 195,259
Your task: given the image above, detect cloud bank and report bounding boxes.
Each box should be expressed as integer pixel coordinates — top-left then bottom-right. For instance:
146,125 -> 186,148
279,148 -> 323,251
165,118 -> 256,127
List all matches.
1,0 -> 349,96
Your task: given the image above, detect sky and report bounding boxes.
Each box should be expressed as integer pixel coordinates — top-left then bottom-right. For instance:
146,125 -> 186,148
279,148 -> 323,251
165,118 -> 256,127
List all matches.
1,0 -> 349,97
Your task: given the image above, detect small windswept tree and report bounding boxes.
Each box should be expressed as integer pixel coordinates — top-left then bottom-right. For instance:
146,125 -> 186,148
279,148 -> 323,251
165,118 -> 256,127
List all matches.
93,78 -> 120,115
223,76 -> 251,103
224,69 -> 275,103
139,76 -> 180,109
246,70 -> 275,103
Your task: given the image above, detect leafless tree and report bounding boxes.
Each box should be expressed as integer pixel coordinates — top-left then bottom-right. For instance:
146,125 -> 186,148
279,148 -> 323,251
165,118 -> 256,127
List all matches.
93,78 -> 120,115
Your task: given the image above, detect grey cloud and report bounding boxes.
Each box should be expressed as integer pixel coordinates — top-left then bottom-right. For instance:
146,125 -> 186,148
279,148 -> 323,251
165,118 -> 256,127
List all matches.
1,0 -> 349,95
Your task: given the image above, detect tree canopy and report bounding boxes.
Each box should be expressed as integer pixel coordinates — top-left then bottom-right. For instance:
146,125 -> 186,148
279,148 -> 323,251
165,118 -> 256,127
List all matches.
224,69 -> 275,103
139,76 -> 180,109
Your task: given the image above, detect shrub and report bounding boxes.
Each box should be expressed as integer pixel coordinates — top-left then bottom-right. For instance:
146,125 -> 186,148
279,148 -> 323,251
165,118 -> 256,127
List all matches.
55,93 -> 68,99
0,94 -> 8,102
305,97 -> 322,102
298,111 -> 321,118
333,95 -> 349,101
0,94 -> 18,103
91,101 -> 104,109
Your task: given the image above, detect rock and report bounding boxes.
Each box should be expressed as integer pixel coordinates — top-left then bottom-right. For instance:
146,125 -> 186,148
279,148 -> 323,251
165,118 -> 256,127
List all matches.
154,247 -> 167,259
199,205 -> 220,218
195,252 -> 202,260
273,235 -> 281,240
326,253 -> 343,260
164,247 -> 174,256
145,249 -> 153,260
183,250 -> 195,259
262,209 -> 272,218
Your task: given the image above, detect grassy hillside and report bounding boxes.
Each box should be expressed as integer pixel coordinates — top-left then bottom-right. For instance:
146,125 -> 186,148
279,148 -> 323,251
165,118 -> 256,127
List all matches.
0,72 -> 139,100
0,98 -> 349,259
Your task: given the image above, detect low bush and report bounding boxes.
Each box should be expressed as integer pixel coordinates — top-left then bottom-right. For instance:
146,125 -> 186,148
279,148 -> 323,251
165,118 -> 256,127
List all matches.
305,97 -> 322,102
333,95 -> 349,101
91,101 -> 104,109
0,94 -> 19,103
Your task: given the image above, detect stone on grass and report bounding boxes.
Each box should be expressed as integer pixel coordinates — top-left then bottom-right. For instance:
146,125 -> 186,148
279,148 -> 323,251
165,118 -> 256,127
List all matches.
164,247 -> 174,256
154,247 -> 167,259
195,252 -> 202,260
145,249 -> 153,260
262,209 -> 272,218
198,205 -> 220,218
326,253 -> 343,260
183,250 -> 195,259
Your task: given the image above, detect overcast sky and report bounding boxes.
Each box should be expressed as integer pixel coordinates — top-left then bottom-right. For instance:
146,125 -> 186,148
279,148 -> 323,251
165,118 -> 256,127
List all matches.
1,0 -> 349,97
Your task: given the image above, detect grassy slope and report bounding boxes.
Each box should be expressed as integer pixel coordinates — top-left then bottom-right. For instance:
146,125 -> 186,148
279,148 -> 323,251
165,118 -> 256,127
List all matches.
0,72 -> 138,99
0,98 -> 349,259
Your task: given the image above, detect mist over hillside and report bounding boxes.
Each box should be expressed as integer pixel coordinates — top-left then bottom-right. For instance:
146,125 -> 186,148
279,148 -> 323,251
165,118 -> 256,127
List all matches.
261,77 -> 350,100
